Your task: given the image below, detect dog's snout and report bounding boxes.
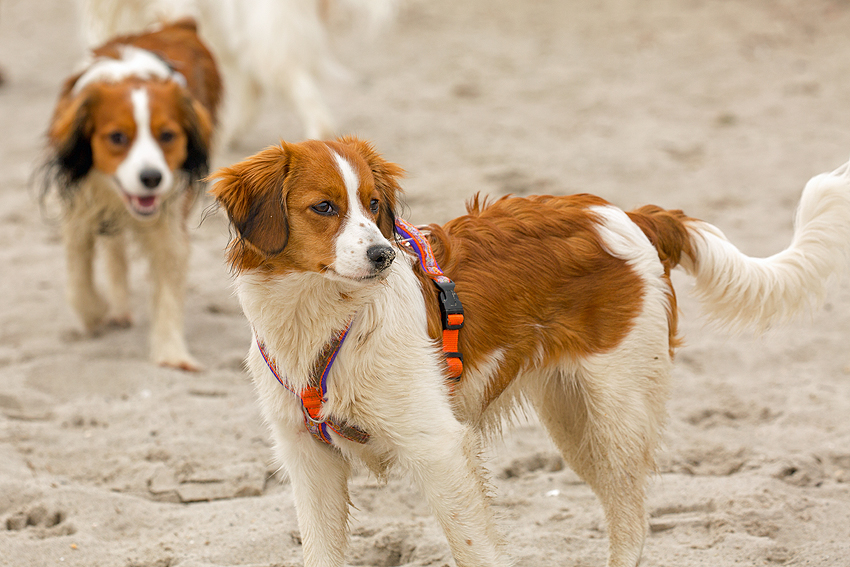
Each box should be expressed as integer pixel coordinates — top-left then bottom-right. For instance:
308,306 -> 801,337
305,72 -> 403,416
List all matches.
140,168 -> 163,189
367,244 -> 396,271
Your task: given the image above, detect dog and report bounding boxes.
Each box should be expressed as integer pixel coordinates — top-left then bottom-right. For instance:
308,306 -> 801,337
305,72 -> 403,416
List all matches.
79,0 -> 398,146
210,137 -> 850,566
43,19 -> 221,371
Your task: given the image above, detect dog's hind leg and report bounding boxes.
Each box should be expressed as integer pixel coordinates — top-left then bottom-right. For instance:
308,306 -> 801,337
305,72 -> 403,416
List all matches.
527,349 -> 671,567
101,232 -> 132,328
285,66 -> 336,141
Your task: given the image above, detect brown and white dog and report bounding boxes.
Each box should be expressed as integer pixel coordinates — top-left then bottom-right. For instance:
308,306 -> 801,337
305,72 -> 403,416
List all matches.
44,19 -> 221,370
80,0 -> 398,145
210,137 -> 850,566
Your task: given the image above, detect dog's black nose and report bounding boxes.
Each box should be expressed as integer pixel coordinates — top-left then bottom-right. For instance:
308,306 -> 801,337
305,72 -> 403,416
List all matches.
366,244 -> 396,271
140,168 -> 163,189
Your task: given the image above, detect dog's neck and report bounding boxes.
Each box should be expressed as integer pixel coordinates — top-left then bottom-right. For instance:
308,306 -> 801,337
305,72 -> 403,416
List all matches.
236,254 -> 431,387
236,266 -> 390,377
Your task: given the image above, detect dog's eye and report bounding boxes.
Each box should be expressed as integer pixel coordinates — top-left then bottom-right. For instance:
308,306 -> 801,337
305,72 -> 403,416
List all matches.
369,199 -> 380,215
158,130 -> 176,144
108,131 -> 129,146
311,201 -> 337,216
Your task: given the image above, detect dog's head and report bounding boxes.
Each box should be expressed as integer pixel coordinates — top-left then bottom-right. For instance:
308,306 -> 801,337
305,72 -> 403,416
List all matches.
210,137 -> 404,282
46,46 -> 213,219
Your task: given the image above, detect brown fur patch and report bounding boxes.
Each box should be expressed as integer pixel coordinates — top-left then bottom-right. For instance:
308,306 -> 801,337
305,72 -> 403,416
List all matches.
417,194 -> 648,409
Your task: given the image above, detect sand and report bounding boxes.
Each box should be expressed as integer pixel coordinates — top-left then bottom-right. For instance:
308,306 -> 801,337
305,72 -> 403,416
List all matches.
1,0 -> 850,565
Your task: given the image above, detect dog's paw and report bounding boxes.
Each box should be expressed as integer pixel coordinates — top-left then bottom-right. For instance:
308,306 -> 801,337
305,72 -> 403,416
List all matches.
73,294 -> 110,334
152,338 -> 202,372
105,313 -> 133,329
156,353 -> 203,372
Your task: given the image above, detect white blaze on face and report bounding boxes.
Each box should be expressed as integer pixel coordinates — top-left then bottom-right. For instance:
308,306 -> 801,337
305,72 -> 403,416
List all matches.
73,46 -> 183,95
330,149 -> 391,279
114,88 -> 174,218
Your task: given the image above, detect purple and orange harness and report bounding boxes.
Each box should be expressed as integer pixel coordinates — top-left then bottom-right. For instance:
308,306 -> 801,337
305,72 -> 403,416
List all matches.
255,218 -> 465,447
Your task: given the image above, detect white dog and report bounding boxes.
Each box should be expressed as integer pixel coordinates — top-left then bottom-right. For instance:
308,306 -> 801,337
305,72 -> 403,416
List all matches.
80,0 -> 397,146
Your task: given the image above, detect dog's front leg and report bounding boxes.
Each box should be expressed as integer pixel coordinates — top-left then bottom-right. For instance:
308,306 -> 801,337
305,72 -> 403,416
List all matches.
398,420 -> 510,567
273,424 -> 352,567
101,232 -> 132,328
135,214 -> 200,371
62,217 -> 108,333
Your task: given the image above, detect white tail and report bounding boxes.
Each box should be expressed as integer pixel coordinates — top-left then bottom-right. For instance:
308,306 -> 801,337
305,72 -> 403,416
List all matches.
679,160 -> 850,332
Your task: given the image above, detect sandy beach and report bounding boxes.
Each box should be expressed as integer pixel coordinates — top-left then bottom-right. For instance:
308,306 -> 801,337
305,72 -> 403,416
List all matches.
1,0 -> 849,565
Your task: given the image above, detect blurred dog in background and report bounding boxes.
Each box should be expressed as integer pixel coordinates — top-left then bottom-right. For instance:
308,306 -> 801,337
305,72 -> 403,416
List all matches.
43,19 -> 221,370
80,0 -> 398,147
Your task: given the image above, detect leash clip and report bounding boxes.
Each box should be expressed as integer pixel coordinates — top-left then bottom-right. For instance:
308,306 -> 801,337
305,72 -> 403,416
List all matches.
434,280 -> 464,330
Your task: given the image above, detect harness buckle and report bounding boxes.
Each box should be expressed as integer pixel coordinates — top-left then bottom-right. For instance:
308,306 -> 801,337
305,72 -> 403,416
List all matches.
302,407 -> 326,425
434,280 -> 464,330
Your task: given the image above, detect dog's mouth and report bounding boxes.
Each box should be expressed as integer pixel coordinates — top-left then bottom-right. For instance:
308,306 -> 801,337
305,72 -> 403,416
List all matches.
120,191 -> 162,218
324,267 -> 389,284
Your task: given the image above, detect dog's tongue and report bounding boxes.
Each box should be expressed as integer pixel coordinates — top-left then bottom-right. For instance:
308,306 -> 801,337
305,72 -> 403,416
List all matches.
136,196 -> 157,208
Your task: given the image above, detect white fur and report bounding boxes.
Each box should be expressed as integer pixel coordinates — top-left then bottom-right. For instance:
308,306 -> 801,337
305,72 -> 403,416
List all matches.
592,205 -> 667,278
333,149 -> 360,198
113,88 -> 174,213
79,0 -> 398,145
680,161 -> 850,332
452,347 -> 505,424
73,45 -> 183,94
240,255 -> 511,567
567,207 -> 676,566
62,170 -> 199,370
330,150 -> 390,280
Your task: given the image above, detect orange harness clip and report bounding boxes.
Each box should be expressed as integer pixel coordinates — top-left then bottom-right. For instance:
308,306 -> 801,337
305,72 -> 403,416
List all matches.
394,218 -> 465,381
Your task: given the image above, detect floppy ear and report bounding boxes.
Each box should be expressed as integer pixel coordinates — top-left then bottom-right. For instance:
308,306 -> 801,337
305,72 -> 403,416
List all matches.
47,81 -> 95,187
209,144 -> 291,262
179,94 -> 214,184
338,136 -> 405,239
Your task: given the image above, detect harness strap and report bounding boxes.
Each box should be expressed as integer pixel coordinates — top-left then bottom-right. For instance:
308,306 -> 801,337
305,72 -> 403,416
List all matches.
255,217 -> 464,448
255,323 -> 370,446
394,218 -> 465,381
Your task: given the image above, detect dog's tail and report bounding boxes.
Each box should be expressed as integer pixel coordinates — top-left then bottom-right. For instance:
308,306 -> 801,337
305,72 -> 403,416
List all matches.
629,160 -> 850,333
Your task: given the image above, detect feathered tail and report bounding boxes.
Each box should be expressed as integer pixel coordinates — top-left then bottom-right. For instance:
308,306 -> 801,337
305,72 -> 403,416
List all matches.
634,160 -> 850,332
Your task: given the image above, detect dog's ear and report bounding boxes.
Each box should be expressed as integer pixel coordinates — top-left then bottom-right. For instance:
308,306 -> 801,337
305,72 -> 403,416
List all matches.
209,144 -> 291,260
47,79 -> 95,186
339,136 -> 405,239
179,93 -> 214,184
